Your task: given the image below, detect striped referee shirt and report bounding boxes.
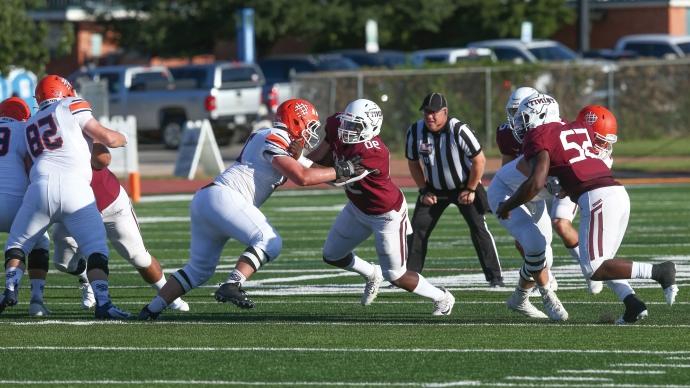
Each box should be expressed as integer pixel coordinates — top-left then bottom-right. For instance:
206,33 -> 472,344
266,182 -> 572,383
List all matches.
405,117 -> 482,191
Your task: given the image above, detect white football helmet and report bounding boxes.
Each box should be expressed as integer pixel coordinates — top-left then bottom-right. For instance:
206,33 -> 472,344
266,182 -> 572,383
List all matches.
337,99 -> 383,144
505,86 -> 538,130
513,93 -> 560,143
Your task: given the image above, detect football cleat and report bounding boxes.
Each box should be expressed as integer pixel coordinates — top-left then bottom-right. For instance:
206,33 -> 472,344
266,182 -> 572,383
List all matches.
28,300 -> 51,317
615,294 -> 648,325
587,279 -> 603,295
80,281 -> 96,310
540,289 -> 569,321
652,261 -> 678,305
506,289 -> 548,319
168,298 -> 190,312
361,265 -> 383,306
95,302 -> 132,320
489,278 -> 505,288
0,288 -> 19,313
432,288 -> 455,316
138,305 -> 161,321
214,282 -> 255,309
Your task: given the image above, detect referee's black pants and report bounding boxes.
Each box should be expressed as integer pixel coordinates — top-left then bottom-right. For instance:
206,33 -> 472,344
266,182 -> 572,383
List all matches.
406,185 -> 503,283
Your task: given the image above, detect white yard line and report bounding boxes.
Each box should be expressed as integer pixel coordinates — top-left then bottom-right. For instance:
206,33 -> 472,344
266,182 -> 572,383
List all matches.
557,369 -> 665,375
2,346 -> 690,355
505,376 -> 611,382
611,363 -> 690,368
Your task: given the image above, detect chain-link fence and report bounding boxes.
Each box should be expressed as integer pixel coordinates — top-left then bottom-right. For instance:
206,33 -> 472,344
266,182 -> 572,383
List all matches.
293,58 -> 690,152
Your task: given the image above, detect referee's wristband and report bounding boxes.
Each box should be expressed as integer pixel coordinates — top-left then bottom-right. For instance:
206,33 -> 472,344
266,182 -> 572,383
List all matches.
419,187 -> 429,195
464,187 -> 476,193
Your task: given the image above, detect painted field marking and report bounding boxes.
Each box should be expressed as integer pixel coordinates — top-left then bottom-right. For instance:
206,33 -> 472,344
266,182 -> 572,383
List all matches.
505,376 -> 611,382
557,369 -> 665,375
2,346 -> 690,356
611,363 -> 690,368
0,380 -> 462,387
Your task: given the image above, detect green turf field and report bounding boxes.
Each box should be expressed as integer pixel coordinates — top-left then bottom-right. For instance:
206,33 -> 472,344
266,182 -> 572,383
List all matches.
1,184 -> 689,386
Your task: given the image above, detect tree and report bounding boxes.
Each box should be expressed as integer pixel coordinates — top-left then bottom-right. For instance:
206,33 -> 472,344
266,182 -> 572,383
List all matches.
105,0 -> 574,58
0,0 -> 49,75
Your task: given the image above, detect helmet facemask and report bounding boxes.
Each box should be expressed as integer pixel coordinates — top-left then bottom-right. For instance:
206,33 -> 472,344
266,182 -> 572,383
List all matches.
302,119 -> 321,149
337,113 -> 370,144
593,132 -> 617,159
337,99 -> 382,144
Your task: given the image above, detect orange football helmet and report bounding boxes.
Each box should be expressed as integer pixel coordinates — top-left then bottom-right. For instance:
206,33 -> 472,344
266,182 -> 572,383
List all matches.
0,97 -> 31,121
274,98 -> 320,149
35,75 -> 75,108
577,105 -> 618,159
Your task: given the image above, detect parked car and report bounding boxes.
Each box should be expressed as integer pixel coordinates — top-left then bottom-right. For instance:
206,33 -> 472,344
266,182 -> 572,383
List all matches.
70,62 -> 265,149
329,49 -> 408,68
583,49 -> 639,61
257,54 -> 359,113
614,34 -> 690,59
410,47 -> 496,66
467,39 -> 578,63
169,62 -> 266,146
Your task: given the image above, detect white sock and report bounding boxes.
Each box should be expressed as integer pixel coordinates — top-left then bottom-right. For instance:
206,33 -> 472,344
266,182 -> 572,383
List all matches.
226,269 -> 247,284
91,280 -> 111,306
345,255 -> 375,278
5,267 -> 23,291
30,279 -> 45,302
607,280 -> 634,301
412,274 -> 445,301
631,262 -> 653,279
567,246 -> 580,262
538,284 -> 551,296
148,295 -> 168,313
153,277 -> 167,290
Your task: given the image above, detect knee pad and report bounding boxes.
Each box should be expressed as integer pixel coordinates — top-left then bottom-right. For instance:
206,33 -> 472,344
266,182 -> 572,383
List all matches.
171,268 -> 195,293
5,248 -> 26,267
87,253 -> 109,275
28,249 -> 49,272
524,250 -> 547,274
63,258 -> 87,275
323,252 -> 353,268
240,246 -> 271,271
383,267 -> 406,282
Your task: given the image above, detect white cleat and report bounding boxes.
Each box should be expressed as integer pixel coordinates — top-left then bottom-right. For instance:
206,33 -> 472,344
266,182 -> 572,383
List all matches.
361,265 -> 383,306
587,279 -> 604,295
80,282 -> 96,310
28,300 -> 51,317
506,290 -> 548,319
664,285 -> 679,306
168,298 -> 190,312
432,288 -> 455,316
541,289 -> 569,321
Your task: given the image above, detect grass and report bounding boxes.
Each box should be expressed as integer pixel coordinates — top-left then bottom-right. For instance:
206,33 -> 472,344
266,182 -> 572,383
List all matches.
0,184 -> 689,386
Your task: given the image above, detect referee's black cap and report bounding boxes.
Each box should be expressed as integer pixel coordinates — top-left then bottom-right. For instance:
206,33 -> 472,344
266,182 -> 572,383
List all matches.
419,92 -> 447,111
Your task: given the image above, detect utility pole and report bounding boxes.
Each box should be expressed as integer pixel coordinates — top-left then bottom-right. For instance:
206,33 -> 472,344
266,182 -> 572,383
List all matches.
577,0 -> 590,54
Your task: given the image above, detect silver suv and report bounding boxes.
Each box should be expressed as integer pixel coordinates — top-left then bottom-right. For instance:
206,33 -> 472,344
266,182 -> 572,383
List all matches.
614,34 -> 690,59
467,39 -> 578,63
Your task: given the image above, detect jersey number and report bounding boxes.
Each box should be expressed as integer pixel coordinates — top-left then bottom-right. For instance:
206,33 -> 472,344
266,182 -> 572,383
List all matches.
26,114 -> 63,157
0,127 -> 9,157
559,128 -> 598,164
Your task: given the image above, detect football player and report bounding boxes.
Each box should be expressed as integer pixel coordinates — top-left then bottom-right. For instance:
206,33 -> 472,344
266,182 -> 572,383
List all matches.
45,144 -> 188,312
1,75 -> 131,319
496,94 -> 679,324
489,91 -> 568,321
0,97 -> 52,317
547,105 -> 619,296
306,99 -> 455,316
138,99 -> 365,319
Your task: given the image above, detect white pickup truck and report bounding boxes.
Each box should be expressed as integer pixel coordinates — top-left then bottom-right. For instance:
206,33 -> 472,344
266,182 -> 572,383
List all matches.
71,63 -> 266,148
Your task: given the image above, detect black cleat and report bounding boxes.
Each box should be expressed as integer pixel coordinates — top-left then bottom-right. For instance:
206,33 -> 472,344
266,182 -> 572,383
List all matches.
616,294 -> 648,324
214,282 -> 255,309
0,288 -> 18,314
94,302 -> 132,320
652,261 -> 676,289
138,305 -> 161,321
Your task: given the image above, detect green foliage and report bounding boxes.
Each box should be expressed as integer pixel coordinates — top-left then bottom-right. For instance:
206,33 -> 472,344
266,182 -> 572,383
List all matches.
106,0 -> 574,58
0,0 -> 49,75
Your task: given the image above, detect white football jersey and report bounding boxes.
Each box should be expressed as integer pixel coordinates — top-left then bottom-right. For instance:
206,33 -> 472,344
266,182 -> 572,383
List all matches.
25,97 -> 94,183
0,117 -> 29,196
492,155 -> 550,202
214,127 -> 292,206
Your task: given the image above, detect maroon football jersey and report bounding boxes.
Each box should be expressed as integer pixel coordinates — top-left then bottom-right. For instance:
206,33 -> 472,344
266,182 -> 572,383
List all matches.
91,167 -> 121,212
523,120 -> 619,201
325,114 -> 404,215
495,122 -> 522,157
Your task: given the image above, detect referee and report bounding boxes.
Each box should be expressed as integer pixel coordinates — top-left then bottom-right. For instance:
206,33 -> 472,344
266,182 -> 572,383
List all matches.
405,92 -> 503,287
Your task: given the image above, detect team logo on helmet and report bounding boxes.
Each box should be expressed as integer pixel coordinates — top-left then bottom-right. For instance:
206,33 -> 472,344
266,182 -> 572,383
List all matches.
584,111 -> 598,126
294,102 -> 309,117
